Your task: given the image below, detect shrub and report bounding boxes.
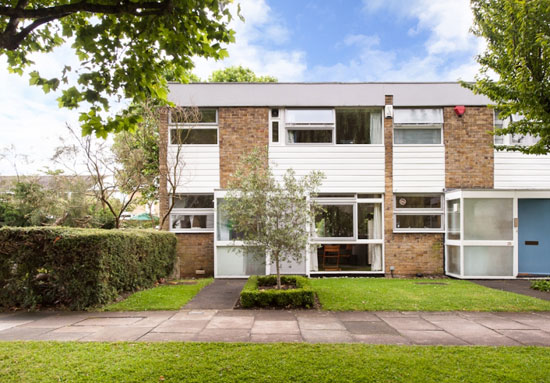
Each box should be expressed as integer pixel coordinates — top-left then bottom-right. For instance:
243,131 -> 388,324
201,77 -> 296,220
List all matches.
240,275 -> 315,309
0,227 -> 176,310
531,280 -> 550,292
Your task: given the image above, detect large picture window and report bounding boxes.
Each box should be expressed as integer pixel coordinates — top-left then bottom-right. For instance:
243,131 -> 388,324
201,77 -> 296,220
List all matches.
170,194 -> 214,233
335,108 -> 382,144
393,194 -> 444,232
169,107 -> 218,145
393,108 -> 443,145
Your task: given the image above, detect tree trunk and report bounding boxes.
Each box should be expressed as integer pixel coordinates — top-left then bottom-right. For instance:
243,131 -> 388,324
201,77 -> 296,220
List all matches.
275,253 -> 281,289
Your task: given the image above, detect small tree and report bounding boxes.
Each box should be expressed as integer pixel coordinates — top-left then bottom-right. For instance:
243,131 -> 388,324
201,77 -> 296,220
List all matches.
223,148 -> 323,289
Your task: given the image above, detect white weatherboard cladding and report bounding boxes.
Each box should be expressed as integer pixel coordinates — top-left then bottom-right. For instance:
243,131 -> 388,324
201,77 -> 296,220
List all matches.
393,146 -> 445,192
168,146 -> 220,193
269,146 -> 385,193
495,151 -> 550,189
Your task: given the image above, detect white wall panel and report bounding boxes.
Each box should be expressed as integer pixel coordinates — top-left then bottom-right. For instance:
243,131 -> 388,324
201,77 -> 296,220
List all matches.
495,151 -> 550,189
393,146 -> 445,192
168,145 -> 219,193
269,145 -> 385,193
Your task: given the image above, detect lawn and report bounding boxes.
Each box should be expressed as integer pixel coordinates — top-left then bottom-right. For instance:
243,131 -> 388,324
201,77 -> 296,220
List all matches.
1,342 -> 549,382
102,279 -> 213,311
310,278 -> 550,311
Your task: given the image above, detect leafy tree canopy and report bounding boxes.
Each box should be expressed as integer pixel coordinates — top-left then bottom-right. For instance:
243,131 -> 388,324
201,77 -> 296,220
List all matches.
208,65 -> 277,82
0,0 -> 236,137
465,0 -> 550,154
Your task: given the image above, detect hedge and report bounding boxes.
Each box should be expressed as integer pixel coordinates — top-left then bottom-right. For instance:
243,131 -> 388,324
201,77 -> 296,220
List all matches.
531,280 -> 550,292
240,275 -> 315,309
0,227 -> 177,310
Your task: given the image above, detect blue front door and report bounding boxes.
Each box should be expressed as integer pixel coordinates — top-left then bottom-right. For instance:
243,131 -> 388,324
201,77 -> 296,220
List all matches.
518,199 -> 550,275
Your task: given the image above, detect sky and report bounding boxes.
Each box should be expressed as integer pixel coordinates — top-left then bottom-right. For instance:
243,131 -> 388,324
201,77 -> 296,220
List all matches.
0,0 -> 483,175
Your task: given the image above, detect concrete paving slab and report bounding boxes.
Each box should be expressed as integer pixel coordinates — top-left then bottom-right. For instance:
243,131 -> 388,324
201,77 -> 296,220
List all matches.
254,311 -> 297,321
206,316 -> 254,329
76,317 -> 144,326
381,317 -> 440,331
214,310 -> 256,317
138,332 -> 197,342
352,334 -> 410,345
171,310 -> 217,321
18,314 -> 89,328
153,320 -> 208,334
333,312 -> 380,322
376,312 -> 421,318
250,334 -> 303,343
36,332 -> 91,341
0,321 -> 32,331
0,327 -> 56,340
195,329 -> 250,342
511,319 -> 550,332
52,326 -> 104,333
251,320 -> 300,335
81,326 -> 153,341
420,312 -> 462,322
399,330 -> 468,346
499,330 -> 550,346
343,321 -> 399,335
430,319 -> 521,346
474,317 -> 534,330
298,317 -> 345,331
301,330 -> 353,343
132,312 -> 176,327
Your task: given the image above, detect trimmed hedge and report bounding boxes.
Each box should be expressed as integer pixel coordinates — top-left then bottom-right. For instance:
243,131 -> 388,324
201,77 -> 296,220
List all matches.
531,280 -> 550,292
240,275 -> 315,309
0,227 -> 177,310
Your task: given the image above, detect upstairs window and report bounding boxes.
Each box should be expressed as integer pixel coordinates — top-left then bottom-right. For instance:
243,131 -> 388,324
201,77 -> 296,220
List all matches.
494,112 -> 540,146
336,109 -> 382,144
169,107 -> 218,145
394,108 -> 443,145
286,109 -> 334,144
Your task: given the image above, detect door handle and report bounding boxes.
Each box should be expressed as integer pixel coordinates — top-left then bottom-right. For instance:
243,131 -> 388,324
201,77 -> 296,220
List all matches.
525,241 -> 539,246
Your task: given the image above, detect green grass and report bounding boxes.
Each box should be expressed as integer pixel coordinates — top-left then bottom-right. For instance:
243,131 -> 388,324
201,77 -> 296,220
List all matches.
311,278 -> 550,311
102,279 -> 213,311
1,342 -> 549,382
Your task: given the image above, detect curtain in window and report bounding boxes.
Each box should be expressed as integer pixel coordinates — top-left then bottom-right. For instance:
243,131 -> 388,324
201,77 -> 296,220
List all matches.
310,247 -> 319,272
369,112 -> 382,144
372,204 -> 383,271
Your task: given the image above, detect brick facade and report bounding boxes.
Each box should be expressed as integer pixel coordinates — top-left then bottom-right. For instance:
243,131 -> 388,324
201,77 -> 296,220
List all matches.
444,107 -> 494,189
176,233 -> 214,278
383,96 -> 444,276
219,107 -> 269,188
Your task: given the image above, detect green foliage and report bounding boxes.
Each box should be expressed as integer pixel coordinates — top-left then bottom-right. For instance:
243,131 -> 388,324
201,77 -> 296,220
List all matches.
1,1 -> 236,137
240,275 -> 315,308
0,227 -> 176,310
531,279 -> 550,292
465,0 -> 550,154
224,147 -> 323,288
2,343 -> 550,383
311,278 -> 550,311
208,65 -> 277,82
103,278 -> 213,311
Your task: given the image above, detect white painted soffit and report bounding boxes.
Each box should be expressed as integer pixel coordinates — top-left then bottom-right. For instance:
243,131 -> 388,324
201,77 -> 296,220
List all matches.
168,82 -> 492,108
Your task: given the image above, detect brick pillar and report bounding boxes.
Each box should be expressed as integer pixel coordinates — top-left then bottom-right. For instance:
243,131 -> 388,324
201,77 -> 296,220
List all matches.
383,97 -> 444,276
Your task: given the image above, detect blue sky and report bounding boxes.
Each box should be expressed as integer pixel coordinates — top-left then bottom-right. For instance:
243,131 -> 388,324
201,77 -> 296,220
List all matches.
0,0 -> 482,174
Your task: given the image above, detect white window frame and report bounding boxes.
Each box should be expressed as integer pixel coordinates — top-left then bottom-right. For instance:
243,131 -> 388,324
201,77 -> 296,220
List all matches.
169,193 -> 214,233
393,124 -> 443,146
285,108 -> 335,145
168,108 -> 218,146
393,193 -> 445,233
269,108 -> 283,146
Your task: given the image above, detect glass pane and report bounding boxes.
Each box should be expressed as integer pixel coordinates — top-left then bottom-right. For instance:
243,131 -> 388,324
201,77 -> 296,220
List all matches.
315,205 -> 354,238
393,108 -> 443,124
170,129 -> 217,144
447,246 -> 461,275
358,203 -> 382,239
394,128 -> 442,144
217,199 -> 243,241
336,109 -> 381,144
173,194 -> 213,209
317,193 -> 355,198
313,244 -> 382,272
171,214 -> 213,230
287,129 -> 332,143
358,194 -> 382,199
395,195 -> 442,209
271,121 -> 279,143
395,215 -> 442,229
447,199 -> 461,240
464,246 -> 513,277
216,247 -> 266,276
285,109 -> 333,124
464,199 -> 513,240
171,108 -> 217,124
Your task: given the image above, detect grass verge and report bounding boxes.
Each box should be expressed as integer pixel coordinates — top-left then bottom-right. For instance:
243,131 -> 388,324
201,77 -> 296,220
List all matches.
102,279 -> 213,311
311,278 -> 550,311
0,342 -> 549,382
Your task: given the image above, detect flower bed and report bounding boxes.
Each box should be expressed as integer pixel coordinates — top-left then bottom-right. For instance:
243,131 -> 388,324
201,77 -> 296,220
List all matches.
240,275 -> 315,309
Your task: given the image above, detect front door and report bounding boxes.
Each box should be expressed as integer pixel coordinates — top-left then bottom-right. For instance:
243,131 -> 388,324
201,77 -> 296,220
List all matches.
518,199 -> 550,275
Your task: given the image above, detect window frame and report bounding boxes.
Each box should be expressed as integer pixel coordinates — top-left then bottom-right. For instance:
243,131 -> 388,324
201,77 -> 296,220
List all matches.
393,108 -> 443,146
168,108 -> 218,146
169,193 -> 215,233
285,108 -> 335,145
393,193 -> 445,233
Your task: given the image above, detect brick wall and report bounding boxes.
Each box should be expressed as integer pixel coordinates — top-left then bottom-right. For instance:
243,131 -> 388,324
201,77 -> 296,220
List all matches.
176,233 -> 214,278
383,96 -> 444,276
444,107 -> 494,189
219,107 -> 269,188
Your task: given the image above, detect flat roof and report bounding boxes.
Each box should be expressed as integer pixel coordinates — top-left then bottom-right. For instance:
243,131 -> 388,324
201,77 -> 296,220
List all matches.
168,82 -> 493,107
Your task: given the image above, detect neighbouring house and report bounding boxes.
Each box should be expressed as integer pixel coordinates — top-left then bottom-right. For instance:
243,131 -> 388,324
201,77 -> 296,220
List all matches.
159,82 -> 550,279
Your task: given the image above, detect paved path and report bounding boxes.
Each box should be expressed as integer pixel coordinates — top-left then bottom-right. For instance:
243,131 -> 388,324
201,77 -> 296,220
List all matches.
184,279 -> 246,310
1,310 -> 550,345
473,279 -> 550,301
